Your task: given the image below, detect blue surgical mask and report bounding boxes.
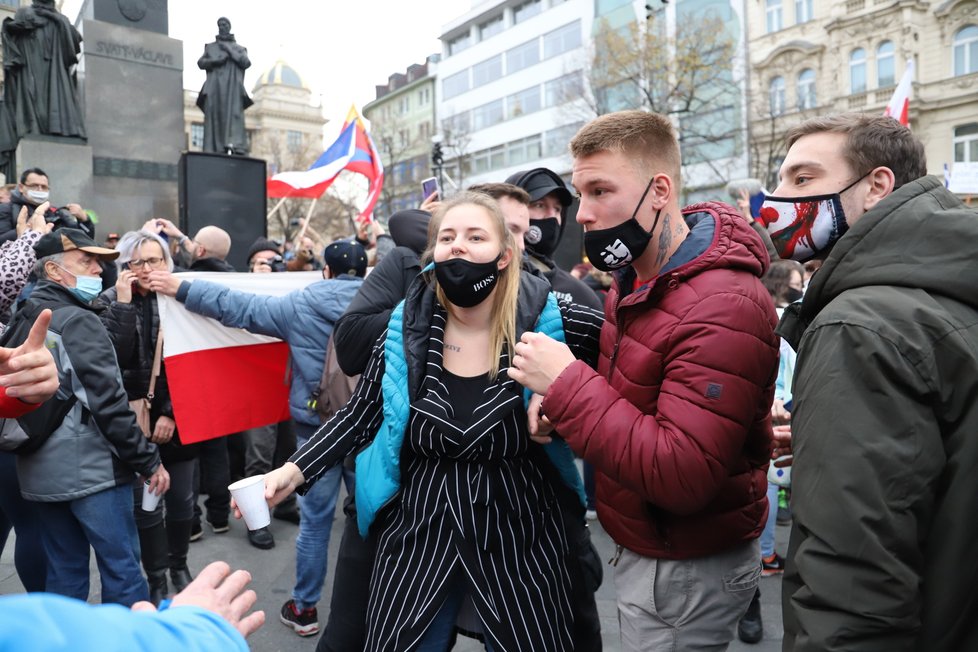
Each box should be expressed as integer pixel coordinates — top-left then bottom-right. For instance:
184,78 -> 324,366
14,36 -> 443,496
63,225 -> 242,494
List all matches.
53,264 -> 102,303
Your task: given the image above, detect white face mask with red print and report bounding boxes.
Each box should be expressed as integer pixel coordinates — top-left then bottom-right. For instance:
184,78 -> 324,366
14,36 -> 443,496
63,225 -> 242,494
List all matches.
758,173 -> 868,262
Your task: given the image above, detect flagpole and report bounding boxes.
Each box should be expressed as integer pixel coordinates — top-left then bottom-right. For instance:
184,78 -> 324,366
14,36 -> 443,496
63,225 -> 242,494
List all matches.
295,197 -> 318,244
266,196 -> 289,220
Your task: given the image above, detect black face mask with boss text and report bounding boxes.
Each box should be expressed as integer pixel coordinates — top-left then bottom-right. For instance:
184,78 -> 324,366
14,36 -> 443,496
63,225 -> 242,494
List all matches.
434,255 -> 501,308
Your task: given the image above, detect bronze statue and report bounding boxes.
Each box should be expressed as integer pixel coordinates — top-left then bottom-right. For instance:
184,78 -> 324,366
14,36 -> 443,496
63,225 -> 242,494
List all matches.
0,0 -> 87,139
196,17 -> 253,155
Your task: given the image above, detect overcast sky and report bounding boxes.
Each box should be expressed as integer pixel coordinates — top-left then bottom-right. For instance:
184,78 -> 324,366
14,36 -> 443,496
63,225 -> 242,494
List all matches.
64,0 -> 470,133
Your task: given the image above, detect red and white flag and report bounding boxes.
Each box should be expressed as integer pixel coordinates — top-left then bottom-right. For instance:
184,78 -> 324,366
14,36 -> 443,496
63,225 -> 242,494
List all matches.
883,59 -> 914,128
157,272 -> 320,444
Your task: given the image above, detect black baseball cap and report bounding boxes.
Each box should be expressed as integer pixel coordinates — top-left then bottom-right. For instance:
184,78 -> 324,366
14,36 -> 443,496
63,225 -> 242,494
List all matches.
505,168 -> 573,206
34,228 -> 119,260
324,240 -> 367,278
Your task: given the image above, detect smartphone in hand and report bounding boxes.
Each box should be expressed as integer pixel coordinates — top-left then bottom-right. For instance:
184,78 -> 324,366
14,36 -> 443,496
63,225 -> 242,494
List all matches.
421,176 -> 440,200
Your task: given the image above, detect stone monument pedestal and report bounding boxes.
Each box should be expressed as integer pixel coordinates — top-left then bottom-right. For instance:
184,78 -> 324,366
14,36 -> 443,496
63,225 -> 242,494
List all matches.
15,136 -> 94,209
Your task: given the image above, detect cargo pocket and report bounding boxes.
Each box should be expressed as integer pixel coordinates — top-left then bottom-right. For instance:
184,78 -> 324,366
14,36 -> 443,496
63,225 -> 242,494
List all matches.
723,558 -> 761,594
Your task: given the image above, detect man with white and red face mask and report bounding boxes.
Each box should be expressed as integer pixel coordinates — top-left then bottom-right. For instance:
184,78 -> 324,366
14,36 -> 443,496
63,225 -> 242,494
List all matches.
759,114 -> 978,652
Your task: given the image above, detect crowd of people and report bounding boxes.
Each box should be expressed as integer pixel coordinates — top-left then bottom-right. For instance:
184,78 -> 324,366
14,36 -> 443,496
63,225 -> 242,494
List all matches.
0,108 -> 976,652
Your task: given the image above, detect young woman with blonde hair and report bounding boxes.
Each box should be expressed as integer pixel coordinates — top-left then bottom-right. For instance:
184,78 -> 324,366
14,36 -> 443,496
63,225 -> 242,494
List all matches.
260,191 -> 602,651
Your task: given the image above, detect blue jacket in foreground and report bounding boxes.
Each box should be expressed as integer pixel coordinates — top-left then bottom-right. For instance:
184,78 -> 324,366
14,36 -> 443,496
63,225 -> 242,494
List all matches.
0,593 -> 247,652
177,275 -> 363,428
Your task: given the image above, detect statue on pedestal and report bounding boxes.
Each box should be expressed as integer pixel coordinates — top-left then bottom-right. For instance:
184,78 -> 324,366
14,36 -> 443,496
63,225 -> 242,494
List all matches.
196,17 -> 253,155
0,0 -> 87,139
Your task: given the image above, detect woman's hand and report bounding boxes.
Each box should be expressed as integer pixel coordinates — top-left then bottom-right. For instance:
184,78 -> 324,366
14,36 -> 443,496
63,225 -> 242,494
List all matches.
151,415 -> 175,444
231,463 -> 305,519
115,269 -> 135,303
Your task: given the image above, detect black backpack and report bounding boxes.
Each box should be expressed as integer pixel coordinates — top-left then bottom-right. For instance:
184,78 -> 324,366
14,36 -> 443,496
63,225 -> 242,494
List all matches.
0,300 -> 77,455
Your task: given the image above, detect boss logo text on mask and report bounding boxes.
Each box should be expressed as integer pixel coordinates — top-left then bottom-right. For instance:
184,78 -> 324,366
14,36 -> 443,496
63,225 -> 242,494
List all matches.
473,274 -> 495,291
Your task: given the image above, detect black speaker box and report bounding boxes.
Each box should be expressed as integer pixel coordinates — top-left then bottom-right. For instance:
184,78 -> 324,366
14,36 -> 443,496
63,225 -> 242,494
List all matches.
179,152 -> 267,272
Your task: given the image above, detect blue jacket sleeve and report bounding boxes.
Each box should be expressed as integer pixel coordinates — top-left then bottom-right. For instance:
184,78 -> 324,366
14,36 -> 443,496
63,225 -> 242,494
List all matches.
0,593 -> 248,652
181,279 -> 297,340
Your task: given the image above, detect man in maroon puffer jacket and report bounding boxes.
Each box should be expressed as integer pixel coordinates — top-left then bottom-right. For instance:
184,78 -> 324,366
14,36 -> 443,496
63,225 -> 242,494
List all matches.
511,110 -> 779,650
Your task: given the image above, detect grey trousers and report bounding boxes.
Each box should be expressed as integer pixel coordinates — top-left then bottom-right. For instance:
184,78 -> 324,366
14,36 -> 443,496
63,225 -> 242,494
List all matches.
243,420 -> 296,512
614,538 -> 760,651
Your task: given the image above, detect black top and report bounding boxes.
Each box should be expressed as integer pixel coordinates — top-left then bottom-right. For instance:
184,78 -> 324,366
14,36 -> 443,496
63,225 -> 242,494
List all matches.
440,368 -> 490,424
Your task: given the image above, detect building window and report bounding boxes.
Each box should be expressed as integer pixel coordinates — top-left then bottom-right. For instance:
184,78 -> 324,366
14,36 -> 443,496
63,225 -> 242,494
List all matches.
953,123 -> 978,162
849,48 -> 867,93
472,55 -> 503,87
543,20 -> 581,59
399,96 -> 410,115
418,121 -> 430,140
544,123 -> 583,157
442,112 -> 471,135
448,32 -> 472,56
507,39 -> 540,74
769,76 -> 785,115
545,71 -> 583,107
480,14 -> 504,40
766,0 -> 783,33
514,0 -> 542,23
418,88 -> 430,105
795,0 -> 812,23
507,85 -> 541,118
877,41 -> 895,87
953,25 -> 978,76
442,69 -> 470,99
507,134 -> 543,166
471,99 -> 505,130
190,123 -> 204,149
796,69 -> 816,110
287,130 -> 303,151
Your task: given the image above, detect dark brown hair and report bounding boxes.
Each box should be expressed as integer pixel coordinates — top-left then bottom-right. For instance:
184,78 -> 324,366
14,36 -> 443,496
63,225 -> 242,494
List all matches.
467,182 -> 531,205
785,113 -> 927,189
762,259 -> 805,306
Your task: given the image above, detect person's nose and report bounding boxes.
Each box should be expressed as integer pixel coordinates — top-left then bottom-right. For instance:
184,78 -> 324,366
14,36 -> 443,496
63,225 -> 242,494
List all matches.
575,199 -> 596,228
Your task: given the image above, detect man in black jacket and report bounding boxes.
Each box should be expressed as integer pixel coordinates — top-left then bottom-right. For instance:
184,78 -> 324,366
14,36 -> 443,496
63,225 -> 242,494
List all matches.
505,167 -> 603,311
11,228 -> 169,606
0,168 -> 93,244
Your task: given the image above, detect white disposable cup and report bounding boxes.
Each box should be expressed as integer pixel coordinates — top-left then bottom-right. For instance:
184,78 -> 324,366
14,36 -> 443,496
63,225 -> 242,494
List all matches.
141,480 -> 162,511
228,475 -> 270,530
767,456 -> 793,487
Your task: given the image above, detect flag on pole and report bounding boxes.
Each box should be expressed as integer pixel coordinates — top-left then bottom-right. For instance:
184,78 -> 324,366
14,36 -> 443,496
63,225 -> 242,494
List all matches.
883,59 -> 914,128
157,271 -> 320,443
341,104 -> 385,222
266,122 -> 358,199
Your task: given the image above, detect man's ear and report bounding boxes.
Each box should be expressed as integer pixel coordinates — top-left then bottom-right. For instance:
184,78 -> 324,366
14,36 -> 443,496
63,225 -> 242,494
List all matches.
863,167 -> 896,212
648,173 -> 674,211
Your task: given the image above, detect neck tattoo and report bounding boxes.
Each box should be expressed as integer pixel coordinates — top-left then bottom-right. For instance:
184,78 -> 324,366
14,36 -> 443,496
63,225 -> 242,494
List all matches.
444,343 -> 462,353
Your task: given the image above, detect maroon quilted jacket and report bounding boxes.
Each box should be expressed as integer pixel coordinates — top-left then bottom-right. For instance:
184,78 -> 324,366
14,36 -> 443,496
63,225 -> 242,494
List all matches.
544,202 -> 778,559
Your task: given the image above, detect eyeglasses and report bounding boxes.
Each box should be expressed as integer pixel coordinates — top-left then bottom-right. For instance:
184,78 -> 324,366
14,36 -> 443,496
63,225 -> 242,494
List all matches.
23,183 -> 49,191
128,257 -> 165,269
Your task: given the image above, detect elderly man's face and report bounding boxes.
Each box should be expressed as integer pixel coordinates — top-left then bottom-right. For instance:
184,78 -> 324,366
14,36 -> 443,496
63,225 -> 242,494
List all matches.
217,18 -> 231,35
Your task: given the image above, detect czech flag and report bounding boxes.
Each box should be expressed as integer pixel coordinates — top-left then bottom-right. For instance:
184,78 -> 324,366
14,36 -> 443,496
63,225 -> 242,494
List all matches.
266,122 -> 357,200
265,105 -> 385,222
157,271 -> 320,444
883,59 -> 914,128
341,105 -> 386,222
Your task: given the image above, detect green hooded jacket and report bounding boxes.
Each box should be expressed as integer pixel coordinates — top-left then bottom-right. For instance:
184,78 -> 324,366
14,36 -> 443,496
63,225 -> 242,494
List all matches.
778,175 -> 978,652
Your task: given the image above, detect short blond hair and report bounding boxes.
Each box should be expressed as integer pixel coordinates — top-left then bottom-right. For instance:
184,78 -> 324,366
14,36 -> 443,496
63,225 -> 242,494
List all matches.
570,110 -> 681,185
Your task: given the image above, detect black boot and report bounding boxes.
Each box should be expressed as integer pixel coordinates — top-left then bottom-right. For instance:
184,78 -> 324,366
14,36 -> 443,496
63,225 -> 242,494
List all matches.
137,521 -> 169,606
166,518 -> 195,593
738,587 -> 763,644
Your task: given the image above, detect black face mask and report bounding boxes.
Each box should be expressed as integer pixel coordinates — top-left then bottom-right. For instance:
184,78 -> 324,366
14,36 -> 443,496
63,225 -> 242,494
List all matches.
526,218 -> 560,257
783,287 -> 804,305
435,255 -> 501,308
583,177 -> 661,272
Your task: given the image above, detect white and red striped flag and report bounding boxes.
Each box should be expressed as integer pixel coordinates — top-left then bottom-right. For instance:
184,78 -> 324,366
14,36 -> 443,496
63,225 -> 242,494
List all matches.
883,59 -> 914,128
157,271 -> 321,444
